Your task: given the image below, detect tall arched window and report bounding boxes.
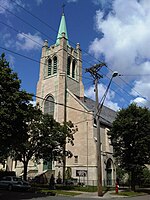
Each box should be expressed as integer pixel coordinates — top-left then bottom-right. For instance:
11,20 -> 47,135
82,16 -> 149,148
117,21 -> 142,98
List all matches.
53,56 -> 57,74
48,59 -> 52,76
72,59 -> 76,78
106,159 -> 113,186
44,96 -> 54,116
67,57 -> 71,75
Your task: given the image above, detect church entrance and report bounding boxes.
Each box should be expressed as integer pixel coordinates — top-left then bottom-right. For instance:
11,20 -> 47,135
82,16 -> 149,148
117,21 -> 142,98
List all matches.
106,158 -> 113,186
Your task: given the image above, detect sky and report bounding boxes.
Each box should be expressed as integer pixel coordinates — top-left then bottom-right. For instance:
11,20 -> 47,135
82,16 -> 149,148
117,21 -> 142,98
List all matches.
1,0 -> 150,111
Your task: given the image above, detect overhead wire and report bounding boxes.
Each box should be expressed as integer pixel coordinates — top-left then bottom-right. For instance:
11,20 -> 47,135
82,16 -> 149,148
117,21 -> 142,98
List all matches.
0,45 -> 146,110
11,0 -> 105,65
0,46 -> 93,101
100,71 -> 145,106
0,4 -> 100,71
31,93 -> 113,126
1,3 -> 149,108
101,63 -> 150,106
0,5 -> 96,100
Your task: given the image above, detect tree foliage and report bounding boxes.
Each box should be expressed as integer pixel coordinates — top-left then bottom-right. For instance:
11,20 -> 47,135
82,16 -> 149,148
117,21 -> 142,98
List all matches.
109,103 -> 150,190
0,53 -> 32,161
13,107 -> 77,180
0,53 -> 77,181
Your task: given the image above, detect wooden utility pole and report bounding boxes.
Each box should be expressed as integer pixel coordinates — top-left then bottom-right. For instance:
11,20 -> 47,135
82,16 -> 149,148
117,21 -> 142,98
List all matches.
95,77 -> 103,196
63,71 -> 67,184
86,64 -> 118,196
86,63 -> 105,197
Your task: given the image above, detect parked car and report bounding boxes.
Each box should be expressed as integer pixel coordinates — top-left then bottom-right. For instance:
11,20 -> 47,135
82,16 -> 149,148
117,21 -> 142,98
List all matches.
0,176 -> 31,191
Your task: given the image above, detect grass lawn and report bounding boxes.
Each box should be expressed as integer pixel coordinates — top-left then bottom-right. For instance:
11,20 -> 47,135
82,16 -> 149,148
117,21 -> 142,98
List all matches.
39,189 -> 82,196
32,184 -> 108,196
111,190 -> 147,197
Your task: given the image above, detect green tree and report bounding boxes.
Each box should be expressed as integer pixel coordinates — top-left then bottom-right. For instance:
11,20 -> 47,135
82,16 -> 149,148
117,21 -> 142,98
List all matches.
109,103 -> 150,191
40,117 -> 77,162
12,104 -> 43,180
13,107 -> 77,181
0,53 -> 31,162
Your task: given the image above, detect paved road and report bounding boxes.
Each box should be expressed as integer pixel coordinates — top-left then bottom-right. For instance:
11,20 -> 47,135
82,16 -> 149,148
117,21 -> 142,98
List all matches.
0,190 -> 50,200
0,190 -> 149,200
25,195 -> 150,200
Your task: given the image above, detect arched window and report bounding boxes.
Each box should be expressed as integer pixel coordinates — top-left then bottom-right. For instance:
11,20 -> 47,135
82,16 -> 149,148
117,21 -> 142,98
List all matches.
48,59 -> 52,76
67,57 -> 71,75
44,96 -> 54,116
53,56 -> 57,74
72,59 -> 76,78
106,159 -> 113,186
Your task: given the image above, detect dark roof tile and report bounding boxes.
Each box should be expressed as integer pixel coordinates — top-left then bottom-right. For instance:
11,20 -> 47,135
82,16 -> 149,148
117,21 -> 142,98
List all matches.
81,96 -> 116,127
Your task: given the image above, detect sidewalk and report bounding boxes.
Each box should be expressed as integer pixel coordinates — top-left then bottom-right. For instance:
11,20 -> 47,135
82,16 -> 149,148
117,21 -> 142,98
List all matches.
74,190 -> 127,198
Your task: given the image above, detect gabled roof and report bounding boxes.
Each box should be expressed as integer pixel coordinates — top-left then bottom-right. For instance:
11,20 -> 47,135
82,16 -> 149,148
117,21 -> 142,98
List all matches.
55,13 -> 69,46
80,96 -> 117,127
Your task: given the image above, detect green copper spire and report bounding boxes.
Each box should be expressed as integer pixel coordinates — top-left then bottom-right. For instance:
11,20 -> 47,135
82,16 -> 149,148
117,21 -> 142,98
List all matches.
55,13 -> 69,46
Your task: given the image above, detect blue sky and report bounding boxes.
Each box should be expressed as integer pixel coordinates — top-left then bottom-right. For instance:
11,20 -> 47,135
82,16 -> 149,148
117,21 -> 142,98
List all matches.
1,0 -> 150,110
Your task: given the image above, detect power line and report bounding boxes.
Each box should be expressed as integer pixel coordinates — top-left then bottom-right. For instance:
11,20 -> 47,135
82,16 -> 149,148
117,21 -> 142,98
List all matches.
99,70 -> 148,107
11,0 -> 105,66
31,93 -> 113,126
33,93 -> 93,116
0,4 -> 101,71
118,76 -> 150,104
101,65 -> 150,106
120,74 -> 150,77
1,44 -> 148,109
1,4 -> 149,108
0,4 -> 126,105
0,45 -> 94,102
0,4 -> 104,101
0,46 -> 91,81
0,21 -> 42,47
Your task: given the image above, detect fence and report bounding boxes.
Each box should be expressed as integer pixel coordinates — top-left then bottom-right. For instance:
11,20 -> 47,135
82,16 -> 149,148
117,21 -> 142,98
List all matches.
75,179 -> 116,187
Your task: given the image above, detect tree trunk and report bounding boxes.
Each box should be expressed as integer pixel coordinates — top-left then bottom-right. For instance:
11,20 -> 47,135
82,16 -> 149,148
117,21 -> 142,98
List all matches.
131,170 -> 136,191
62,144 -> 66,184
23,160 -> 28,181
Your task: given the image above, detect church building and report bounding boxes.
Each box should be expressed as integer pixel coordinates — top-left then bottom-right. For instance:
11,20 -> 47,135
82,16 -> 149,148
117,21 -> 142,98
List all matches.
0,11 -> 116,186
36,11 -> 116,186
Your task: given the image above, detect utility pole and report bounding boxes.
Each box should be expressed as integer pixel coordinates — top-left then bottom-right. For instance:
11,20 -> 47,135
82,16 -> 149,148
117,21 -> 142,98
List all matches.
86,63 -> 106,197
63,69 -> 67,184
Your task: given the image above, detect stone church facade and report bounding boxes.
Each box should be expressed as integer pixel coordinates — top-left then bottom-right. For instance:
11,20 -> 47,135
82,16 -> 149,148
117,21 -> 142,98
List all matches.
0,12 -> 116,186
36,12 -> 116,185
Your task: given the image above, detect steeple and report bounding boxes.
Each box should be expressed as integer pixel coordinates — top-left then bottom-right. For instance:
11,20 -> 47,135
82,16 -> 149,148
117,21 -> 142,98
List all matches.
55,12 -> 69,46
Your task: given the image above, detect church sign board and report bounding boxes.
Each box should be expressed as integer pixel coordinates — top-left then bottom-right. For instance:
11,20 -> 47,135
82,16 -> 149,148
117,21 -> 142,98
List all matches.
76,170 -> 87,177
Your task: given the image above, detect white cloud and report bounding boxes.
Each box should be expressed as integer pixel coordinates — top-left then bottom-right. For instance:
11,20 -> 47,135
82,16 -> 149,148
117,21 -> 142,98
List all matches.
67,0 -> 78,3
16,32 -> 43,51
30,101 -> 36,106
2,33 -> 14,48
131,97 -> 147,107
93,0 -> 113,9
130,75 -> 150,107
89,0 -> 150,108
93,0 -> 103,5
8,54 -> 15,69
85,83 -> 120,111
0,0 -> 14,14
35,0 -> 43,6
0,0 -> 24,14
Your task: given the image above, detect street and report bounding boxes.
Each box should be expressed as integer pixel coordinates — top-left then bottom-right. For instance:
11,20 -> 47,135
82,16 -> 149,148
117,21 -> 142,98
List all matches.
0,190 -> 149,200
0,190 -> 51,200
24,195 -> 150,200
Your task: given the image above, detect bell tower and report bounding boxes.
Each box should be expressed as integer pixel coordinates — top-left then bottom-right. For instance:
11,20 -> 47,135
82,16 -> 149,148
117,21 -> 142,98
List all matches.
36,11 -> 84,122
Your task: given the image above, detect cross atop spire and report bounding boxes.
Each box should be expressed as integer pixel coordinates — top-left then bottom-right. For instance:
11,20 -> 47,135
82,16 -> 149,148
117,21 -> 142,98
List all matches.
55,8 -> 69,46
62,3 -> 65,15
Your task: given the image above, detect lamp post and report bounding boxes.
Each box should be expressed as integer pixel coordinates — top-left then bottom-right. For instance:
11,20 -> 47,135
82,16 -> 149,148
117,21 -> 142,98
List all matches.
96,71 -> 118,196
